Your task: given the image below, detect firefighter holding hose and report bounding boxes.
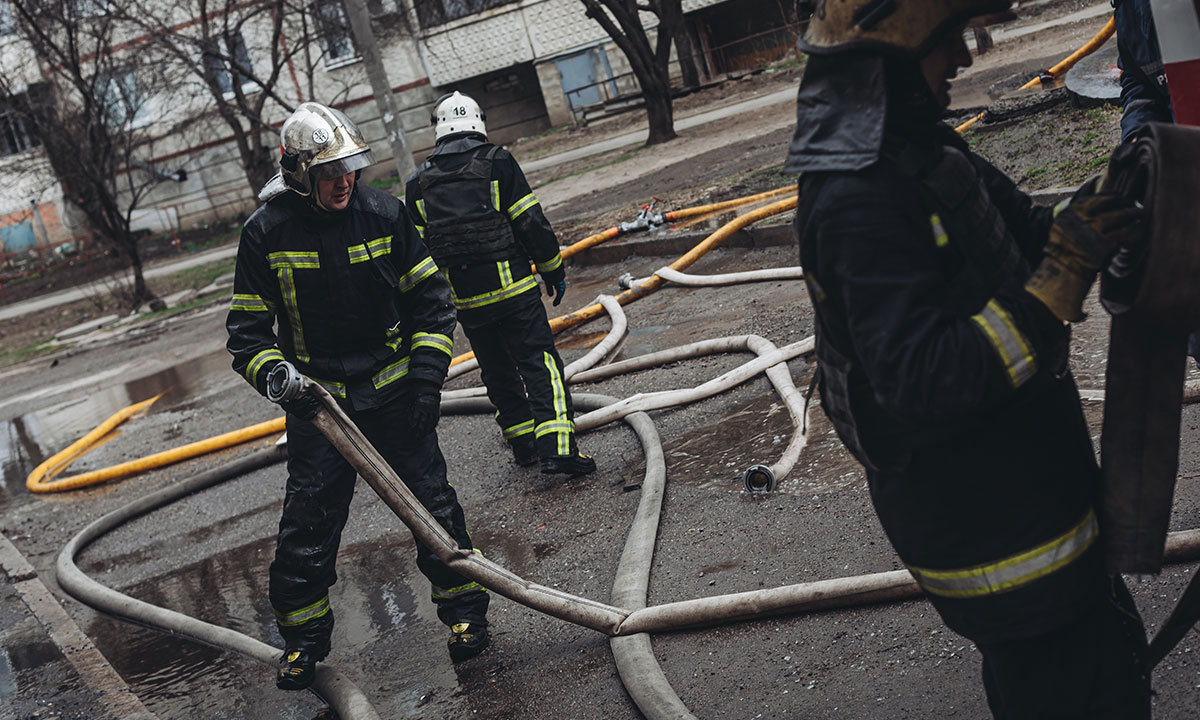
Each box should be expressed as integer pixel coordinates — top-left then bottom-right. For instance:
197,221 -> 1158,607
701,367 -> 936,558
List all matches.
788,0 -> 1151,716
226,103 -> 490,690
405,92 -> 596,478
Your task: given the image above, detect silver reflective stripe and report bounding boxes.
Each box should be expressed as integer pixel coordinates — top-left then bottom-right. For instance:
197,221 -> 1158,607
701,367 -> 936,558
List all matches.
502,420 -> 534,441
542,351 -> 571,455
535,253 -> 563,273
412,332 -> 453,357
930,213 -> 949,248
230,293 -> 270,312
452,274 -> 539,310
372,356 -> 410,389
347,244 -> 371,264
431,580 -> 487,600
312,376 -> 347,398
507,192 -> 539,220
908,509 -> 1098,599
970,299 -> 1037,388
267,251 -> 320,270
397,256 -> 439,294
274,595 -> 331,627
366,235 -> 392,258
245,348 -> 285,385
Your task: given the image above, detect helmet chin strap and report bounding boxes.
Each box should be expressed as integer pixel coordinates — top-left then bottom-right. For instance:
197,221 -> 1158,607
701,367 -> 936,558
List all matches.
310,171 -> 359,213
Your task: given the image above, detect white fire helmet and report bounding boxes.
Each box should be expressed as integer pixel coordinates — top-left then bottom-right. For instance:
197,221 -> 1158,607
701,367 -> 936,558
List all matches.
277,102 -> 375,197
431,91 -> 487,143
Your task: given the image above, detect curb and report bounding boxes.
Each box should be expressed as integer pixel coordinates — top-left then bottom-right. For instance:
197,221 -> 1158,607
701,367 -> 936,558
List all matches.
1,531 -> 158,720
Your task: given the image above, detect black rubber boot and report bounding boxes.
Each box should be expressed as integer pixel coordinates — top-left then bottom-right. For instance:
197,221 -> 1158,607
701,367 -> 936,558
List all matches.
511,437 -> 539,467
540,452 -> 596,477
447,622 -> 490,663
277,649 -> 319,691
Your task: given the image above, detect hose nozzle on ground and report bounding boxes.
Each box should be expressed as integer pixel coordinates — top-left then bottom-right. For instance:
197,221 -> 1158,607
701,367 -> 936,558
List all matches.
743,464 -> 776,493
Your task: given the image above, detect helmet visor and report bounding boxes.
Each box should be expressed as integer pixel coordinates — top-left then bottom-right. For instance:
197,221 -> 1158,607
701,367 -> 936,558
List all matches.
310,150 -> 376,180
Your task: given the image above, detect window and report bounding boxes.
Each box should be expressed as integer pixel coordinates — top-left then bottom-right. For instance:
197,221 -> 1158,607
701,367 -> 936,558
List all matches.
0,108 -> 39,157
205,30 -> 259,97
0,1 -> 17,36
100,68 -> 145,127
414,0 -> 518,30
311,1 -> 356,66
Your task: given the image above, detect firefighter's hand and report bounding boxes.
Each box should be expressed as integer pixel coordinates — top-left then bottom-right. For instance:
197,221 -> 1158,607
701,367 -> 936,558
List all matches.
1026,191 -> 1147,321
547,279 -> 567,307
408,387 -> 441,437
266,361 -> 320,420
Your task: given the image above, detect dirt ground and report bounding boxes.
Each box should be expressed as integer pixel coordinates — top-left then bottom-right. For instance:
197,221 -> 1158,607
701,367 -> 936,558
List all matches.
6,3 -> 1200,719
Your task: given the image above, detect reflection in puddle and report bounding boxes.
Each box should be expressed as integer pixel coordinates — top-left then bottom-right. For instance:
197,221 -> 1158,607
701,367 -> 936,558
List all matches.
0,349 -> 240,508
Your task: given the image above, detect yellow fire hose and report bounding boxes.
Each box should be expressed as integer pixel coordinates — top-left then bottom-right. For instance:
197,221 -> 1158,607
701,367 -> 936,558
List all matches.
956,17 -> 1116,133
26,191 -> 797,492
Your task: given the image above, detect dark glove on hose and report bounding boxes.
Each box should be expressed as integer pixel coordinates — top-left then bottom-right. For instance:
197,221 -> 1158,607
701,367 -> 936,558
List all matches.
266,360 -> 321,420
548,279 -> 567,307
1026,191 -> 1148,321
408,386 -> 441,437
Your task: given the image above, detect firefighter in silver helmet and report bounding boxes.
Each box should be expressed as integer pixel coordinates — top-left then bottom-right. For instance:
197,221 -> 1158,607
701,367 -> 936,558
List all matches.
405,91 -> 596,477
788,1 -> 1151,716
227,102 -> 491,689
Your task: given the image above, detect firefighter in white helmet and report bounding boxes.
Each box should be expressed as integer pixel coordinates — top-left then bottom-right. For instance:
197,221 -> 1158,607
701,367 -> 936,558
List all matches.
406,91 -> 596,477
227,102 -> 491,690
788,0 -> 1151,716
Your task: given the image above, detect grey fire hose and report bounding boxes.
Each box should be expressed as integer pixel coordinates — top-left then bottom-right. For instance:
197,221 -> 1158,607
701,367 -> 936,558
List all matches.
54,444 -> 384,720
1098,122 -> 1200,575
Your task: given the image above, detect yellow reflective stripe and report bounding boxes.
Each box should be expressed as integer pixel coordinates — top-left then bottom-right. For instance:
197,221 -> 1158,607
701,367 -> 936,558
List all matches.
535,253 -> 563,273
412,332 -> 453,357
502,420 -> 534,440
367,235 -> 392,258
244,348 -> 285,385
372,355 -> 410,389
230,293 -> 270,312
542,350 -> 571,455
398,256 -> 439,294
930,213 -> 949,248
347,243 -> 370,264
274,595 -> 331,627
491,180 -> 501,212
278,268 -> 310,363
970,298 -> 1037,388
451,274 -> 539,310
267,251 -> 320,270
431,580 -> 487,600
507,192 -> 539,220
1053,198 -> 1071,218
311,376 -> 347,398
497,260 -> 513,286
415,224 -> 426,239
415,198 -> 427,222
908,509 -> 1098,599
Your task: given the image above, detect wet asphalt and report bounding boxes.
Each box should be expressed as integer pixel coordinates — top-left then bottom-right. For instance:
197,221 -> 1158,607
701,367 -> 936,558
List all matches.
3,240 -> 1200,719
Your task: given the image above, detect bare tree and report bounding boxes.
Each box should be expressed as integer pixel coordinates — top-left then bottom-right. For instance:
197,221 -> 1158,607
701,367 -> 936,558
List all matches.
579,0 -> 678,145
0,0 -> 198,307
125,0 -> 358,192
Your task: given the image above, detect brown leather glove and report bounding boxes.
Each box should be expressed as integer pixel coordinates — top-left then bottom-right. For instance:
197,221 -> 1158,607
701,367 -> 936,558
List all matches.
1026,191 -> 1147,322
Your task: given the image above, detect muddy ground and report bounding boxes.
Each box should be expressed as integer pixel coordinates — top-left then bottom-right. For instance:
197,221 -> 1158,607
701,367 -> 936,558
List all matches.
4,3 -> 1200,719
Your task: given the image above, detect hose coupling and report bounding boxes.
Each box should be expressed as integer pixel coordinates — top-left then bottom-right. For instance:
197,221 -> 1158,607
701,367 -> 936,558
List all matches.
743,465 -> 777,494
618,272 -> 635,290
267,361 -> 305,404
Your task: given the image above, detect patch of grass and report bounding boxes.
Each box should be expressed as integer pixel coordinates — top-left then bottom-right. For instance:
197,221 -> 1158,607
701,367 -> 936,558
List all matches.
1088,154 -> 1111,170
2,338 -> 59,364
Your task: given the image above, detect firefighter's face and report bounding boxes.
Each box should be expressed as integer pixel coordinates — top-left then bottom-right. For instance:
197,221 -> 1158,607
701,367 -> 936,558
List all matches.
315,171 -> 355,211
920,25 -> 973,109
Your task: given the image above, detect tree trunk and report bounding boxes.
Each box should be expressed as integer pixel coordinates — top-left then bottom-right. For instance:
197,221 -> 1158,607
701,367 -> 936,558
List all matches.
673,24 -> 701,88
644,76 -> 676,144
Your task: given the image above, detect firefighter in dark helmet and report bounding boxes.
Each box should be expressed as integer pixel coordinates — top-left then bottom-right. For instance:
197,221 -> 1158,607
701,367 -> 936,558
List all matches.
788,0 -> 1151,716
405,91 -> 596,477
226,102 -> 490,690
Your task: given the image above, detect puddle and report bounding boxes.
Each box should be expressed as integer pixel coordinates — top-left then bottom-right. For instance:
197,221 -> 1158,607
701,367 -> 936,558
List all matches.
0,349 -> 239,509
84,532 -> 460,717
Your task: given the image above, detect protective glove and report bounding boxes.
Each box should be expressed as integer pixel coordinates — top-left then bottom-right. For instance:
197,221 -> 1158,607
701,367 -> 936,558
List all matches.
548,279 -> 567,307
266,361 -> 320,420
408,386 -> 441,437
1025,190 -> 1148,322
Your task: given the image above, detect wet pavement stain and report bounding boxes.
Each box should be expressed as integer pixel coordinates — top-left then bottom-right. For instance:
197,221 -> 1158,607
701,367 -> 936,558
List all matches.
0,349 -> 239,508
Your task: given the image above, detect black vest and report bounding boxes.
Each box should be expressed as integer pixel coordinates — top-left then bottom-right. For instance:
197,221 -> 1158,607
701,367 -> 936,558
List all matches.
419,145 -> 519,266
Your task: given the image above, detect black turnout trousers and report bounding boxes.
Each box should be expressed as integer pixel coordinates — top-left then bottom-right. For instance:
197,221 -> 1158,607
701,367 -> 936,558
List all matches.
269,400 -> 489,655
